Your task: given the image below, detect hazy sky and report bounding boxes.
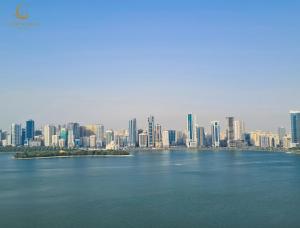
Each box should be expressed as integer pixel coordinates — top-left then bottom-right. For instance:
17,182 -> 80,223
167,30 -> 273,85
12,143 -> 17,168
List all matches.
0,0 -> 299,132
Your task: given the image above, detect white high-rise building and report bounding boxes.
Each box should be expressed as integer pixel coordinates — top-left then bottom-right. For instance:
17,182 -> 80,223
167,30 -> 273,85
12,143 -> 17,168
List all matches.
44,125 -> 56,147
138,131 -> 148,148
67,129 -> 75,148
162,130 -> 170,148
211,121 -> 220,147
90,135 -> 97,148
51,135 -> 59,147
11,123 -> 22,147
234,120 -> 245,141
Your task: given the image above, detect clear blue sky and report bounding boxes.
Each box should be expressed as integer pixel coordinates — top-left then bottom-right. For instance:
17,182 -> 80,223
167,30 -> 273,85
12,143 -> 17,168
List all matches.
0,0 -> 299,131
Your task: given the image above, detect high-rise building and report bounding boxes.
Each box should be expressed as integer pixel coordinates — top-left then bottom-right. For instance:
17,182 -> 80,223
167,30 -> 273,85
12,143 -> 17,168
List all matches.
211,121 -> 220,147
234,120 -> 245,141
162,130 -> 169,148
138,131 -> 148,148
67,129 -> 75,148
21,128 -> 26,146
278,127 -> 286,147
67,123 -> 80,140
147,116 -> 155,147
105,130 -> 114,145
60,128 -> 68,146
196,127 -> 206,147
96,124 -> 105,148
25,119 -> 35,142
128,118 -> 137,147
290,111 -> 300,147
44,125 -> 56,147
226,117 -> 235,147
186,114 -> 196,148
89,135 -> 97,148
155,124 -> 162,147
11,123 -> 22,147
168,130 -> 176,146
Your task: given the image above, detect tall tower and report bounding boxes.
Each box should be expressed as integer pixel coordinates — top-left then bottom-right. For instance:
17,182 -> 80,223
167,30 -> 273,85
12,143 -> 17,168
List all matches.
128,118 -> 137,147
155,124 -> 162,148
290,111 -> 300,147
147,116 -> 155,147
196,126 -> 206,147
25,119 -> 35,142
44,125 -> 56,147
186,114 -> 196,148
226,117 -> 235,147
11,123 -> 22,147
211,121 -> 220,147
234,120 -> 245,140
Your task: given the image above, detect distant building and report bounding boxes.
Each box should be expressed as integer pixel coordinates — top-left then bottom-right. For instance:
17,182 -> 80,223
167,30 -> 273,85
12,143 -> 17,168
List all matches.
226,117 -> 235,147
139,131 -> 148,148
105,130 -> 114,145
67,123 -> 80,140
168,130 -> 176,146
211,121 -> 220,147
25,119 -> 35,142
155,124 -> 162,148
11,123 -> 22,147
234,120 -> 245,141
128,118 -> 137,147
96,124 -> 105,148
44,125 -> 56,147
162,130 -> 170,148
196,127 -> 205,147
147,116 -> 155,147
89,135 -> 96,148
186,114 -> 196,148
290,111 -> 300,147
68,129 -> 75,148
278,127 -> 286,147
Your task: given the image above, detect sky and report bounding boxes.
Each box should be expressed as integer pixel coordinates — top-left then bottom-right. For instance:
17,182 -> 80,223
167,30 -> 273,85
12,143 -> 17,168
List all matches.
0,0 -> 299,132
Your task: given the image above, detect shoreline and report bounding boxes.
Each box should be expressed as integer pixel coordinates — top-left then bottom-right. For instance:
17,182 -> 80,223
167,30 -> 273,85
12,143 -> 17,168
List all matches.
13,154 -> 133,160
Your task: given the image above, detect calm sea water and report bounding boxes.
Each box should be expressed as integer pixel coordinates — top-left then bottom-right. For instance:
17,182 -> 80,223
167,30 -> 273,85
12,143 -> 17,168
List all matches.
0,150 -> 300,228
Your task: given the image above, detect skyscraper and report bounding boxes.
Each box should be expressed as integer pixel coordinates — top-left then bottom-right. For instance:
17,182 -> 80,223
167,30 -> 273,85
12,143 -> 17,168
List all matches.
105,129 -> 114,145
67,123 -> 80,140
96,124 -> 105,148
290,111 -> 300,147
168,130 -> 176,146
162,130 -> 169,148
25,119 -> 35,142
278,127 -> 286,146
196,126 -> 206,147
186,114 -> 196,148
44,125 -> 56,147
211,121 -> 220,147
234,120 -> 245,141
138,131 -> 148,148
147,116 -> 155,147
11,123 -> 22,147
128,118 -> 137,147
226,117 -> 235,147
155,124 -> 162,147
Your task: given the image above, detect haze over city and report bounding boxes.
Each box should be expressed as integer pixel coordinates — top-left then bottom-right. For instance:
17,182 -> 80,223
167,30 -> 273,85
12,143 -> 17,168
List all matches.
1,0 -> 300,131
